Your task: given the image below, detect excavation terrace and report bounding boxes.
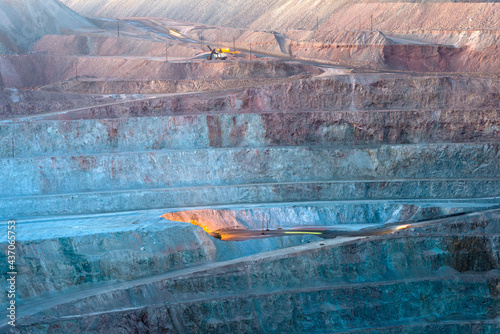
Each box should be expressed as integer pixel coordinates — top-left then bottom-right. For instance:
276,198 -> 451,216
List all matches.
1,62 -> 499,332
0,0 -> 499,332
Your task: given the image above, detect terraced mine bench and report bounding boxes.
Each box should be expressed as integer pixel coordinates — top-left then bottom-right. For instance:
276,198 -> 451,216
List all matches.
1,72 -> 499,332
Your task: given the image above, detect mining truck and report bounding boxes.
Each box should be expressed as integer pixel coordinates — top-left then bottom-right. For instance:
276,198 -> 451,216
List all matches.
207,45 -> 228,60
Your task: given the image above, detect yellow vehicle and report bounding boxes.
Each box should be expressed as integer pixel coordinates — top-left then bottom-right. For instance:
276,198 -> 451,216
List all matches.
168,29 -> 182,38
207,45 -> 239,60
220,48 -> 240,55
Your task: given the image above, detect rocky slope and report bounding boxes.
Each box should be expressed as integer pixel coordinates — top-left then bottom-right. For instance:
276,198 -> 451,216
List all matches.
8,202 -> 489,303
55,2 -> 500,73
60,0 -> 348,29
1,64 -> 499,334
33,34 -> 198,58
0,0 -> 95,54
4,209 -> 499,332
0,56 -> 308,90
2,72 -> 500,218
60,0 -> 500,31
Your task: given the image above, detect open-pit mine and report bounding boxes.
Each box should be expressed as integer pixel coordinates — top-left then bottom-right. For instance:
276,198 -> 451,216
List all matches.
0,0 -> 499,333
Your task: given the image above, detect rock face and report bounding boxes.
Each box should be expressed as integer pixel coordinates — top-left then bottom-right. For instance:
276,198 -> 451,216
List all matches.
1,63 -> 499,332
0,0 -> 95,54
0,1 -> 499,333
5,202 -> 483,302
1,72 -> 500,219
6,210 -> 500,333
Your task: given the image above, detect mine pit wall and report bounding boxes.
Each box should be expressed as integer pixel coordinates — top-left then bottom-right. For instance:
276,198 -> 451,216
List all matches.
316,3 -> 500,34
1,74 -> 500,218
382,44 -> 500,72
2,144 -> 499,197
0,89 -> 116,117
1,51 -> 499,94
14,210 -> 500,333
39,276 -> 497,334
38,76 -> 309,95
0,69 -> 498,334
292,40 -> 500,73
18,280 -> 500,334
160,203 -> 492,232
0,202 -> 459,302
33,34 -> 200,58
292,43 -> 386,70
0,55 -> 309,89
2,179 -> 499,219
387,29 -> 500,53
1,71 -> 499,306
2,109 -> 499,158
0,223 -> 216,302
10,74 -> 500,121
